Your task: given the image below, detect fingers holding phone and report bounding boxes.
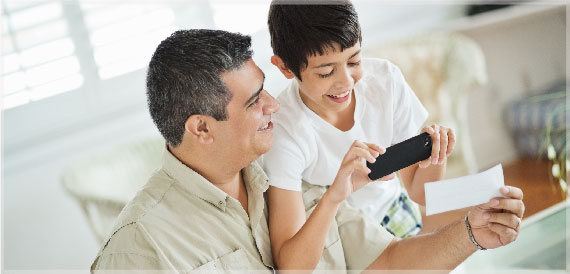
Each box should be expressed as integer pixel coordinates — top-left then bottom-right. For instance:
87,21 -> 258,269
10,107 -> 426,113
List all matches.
419,125 -> 455,168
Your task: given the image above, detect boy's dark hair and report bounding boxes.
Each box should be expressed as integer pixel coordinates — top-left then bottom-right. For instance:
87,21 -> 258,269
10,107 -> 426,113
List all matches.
146,29 -> 253,147
268,1 -> 362,81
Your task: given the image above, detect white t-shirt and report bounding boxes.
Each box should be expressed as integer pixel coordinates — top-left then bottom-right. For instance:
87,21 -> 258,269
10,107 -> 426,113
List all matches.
260,58 -> 428,221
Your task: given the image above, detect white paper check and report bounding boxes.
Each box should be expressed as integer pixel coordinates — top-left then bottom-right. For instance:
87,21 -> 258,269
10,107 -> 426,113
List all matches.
424,164 -> 506,216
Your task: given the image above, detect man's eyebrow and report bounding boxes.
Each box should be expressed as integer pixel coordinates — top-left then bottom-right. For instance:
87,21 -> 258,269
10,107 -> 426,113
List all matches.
244,72 -> 265,107
311,50 -> 362,69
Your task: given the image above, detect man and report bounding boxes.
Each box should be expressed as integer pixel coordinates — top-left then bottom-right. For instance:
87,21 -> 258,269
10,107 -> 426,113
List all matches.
91,29 -> 278,272
91,29 -> 524,272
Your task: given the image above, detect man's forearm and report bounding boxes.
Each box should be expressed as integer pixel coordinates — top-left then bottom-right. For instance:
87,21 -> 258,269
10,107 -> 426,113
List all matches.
369,218 -> 477,270
276,192 -> 340,269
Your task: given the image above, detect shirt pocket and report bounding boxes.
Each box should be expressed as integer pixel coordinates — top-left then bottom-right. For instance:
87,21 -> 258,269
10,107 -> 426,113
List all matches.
302,183 -> 347,270
301,180 -> 327,211
315,218 -> 346,270
192,248 -> 250,271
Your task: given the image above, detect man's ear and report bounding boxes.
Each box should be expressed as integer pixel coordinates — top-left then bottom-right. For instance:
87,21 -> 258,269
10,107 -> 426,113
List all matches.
271,55 -> 296,79
185,115 -> 214,144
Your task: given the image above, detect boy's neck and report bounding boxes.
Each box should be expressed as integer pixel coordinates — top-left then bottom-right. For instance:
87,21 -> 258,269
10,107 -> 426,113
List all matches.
306,91 -> 357,132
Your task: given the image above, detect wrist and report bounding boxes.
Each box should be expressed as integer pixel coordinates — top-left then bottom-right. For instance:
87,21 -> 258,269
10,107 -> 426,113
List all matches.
465,213 -> 486,251
321,190 -> 342,208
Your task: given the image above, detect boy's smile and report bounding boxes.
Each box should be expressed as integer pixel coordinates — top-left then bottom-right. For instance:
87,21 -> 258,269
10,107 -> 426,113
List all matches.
326,89 -> 352,103
296,42 -> 363,126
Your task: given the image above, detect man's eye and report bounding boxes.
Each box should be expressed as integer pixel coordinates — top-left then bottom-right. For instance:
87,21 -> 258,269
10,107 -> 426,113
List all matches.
249,97 -> 260,108
318,69 -> 334,79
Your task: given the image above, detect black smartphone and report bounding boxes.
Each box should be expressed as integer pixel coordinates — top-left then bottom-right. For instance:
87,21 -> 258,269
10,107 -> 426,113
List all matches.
367,132 -> 432,180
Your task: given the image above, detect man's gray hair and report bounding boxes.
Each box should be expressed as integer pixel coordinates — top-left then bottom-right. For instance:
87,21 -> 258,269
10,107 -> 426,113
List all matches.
146,29 -> 253,146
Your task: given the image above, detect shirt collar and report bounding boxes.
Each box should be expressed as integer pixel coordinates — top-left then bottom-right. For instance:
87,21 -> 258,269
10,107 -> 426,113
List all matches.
161,147 -> 269,211
242,160 -> 269,194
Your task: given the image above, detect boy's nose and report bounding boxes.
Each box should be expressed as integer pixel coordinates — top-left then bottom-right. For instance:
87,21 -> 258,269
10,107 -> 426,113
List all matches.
336,67 -> 354,88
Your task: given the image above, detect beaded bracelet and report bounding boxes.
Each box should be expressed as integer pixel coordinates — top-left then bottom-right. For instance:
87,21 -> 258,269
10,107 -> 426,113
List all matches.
465,214 -> 486,251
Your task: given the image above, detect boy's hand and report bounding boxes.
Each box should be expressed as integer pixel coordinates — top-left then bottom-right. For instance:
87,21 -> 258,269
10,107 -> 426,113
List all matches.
326,141 -> 395,204
419,124 -> 456,168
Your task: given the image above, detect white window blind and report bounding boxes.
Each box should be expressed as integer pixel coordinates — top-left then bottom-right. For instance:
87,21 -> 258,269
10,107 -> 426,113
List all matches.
80,3 -> 177,80
210,3 -> 269,34
2,1 -> 83,109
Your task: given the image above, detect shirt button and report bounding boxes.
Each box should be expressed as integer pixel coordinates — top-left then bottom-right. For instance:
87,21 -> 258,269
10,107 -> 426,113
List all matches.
218,201 -> 223,206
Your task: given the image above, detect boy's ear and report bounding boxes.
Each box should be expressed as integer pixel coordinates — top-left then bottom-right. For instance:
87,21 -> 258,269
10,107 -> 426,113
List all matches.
185,115 -> 214,144
271,55 -> 296,79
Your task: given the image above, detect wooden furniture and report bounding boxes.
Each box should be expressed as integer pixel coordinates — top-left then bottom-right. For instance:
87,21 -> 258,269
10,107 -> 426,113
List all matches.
420,158 -> 564,233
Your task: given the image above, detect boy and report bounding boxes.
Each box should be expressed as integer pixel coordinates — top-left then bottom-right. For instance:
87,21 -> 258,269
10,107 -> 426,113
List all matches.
261,1 -> 456,269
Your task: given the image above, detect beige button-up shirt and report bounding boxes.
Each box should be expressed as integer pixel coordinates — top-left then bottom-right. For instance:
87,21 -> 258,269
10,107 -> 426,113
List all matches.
91,148 -> 274,272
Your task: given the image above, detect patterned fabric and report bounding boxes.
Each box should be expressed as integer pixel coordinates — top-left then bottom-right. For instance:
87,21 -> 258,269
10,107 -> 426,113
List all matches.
380,192 -> 423,238
504,85 -> 567,158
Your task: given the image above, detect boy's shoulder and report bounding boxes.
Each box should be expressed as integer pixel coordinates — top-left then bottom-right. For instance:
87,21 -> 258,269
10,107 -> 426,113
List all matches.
273,82 -> 309,124
358,58 -> 401,99
362,58 -> 398,75
271,82 -> 317,142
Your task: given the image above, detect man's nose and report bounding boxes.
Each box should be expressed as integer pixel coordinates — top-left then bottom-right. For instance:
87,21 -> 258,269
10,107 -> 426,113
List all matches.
263,91 -> 280,114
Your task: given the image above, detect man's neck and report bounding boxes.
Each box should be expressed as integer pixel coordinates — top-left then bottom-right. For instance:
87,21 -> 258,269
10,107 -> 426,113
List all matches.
169,144 -> 249,215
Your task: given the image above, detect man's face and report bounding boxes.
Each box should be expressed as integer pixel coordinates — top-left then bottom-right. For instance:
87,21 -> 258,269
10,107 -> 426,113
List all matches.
296,42 -> 363,117
214,58 -> 280,162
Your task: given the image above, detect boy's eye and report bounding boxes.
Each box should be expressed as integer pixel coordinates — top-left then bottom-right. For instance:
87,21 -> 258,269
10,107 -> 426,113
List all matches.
318,69 -> 334,79
349,60 -> 361,66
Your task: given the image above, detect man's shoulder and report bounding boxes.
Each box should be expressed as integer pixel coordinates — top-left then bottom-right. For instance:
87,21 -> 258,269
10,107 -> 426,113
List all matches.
92,170 -> 177,266
92,169 -> 203,271
111,170 -> 176,229
91,222 -> 164,271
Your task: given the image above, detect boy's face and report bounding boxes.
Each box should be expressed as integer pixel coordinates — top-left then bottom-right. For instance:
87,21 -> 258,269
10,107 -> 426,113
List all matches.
297,42 -> 363,118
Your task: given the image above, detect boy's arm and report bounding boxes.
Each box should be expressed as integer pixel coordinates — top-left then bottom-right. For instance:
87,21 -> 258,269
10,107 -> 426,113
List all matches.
268,141 -> 391,270
267,186 -> 340,269
399,161 -> 445,205
400,124 -> 455,205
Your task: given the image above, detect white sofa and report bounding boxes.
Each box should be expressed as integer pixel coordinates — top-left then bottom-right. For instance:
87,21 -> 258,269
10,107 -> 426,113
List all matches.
363,32 -> 488,178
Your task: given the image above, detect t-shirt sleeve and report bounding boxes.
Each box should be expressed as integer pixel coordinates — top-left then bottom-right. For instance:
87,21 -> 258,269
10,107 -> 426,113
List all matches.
260,124 -> 306,192
390,64 -> 429,144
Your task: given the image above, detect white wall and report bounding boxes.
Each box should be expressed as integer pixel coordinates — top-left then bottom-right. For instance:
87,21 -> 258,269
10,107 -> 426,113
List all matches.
453,4 -> 567,170
2,1 -> 473,270
4,108 -> 160,269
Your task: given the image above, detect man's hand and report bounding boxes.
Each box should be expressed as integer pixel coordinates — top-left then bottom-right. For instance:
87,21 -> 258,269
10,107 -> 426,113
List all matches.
468,186 -> 525,249
419,124 -> 456,168
326,140 -> 395,204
